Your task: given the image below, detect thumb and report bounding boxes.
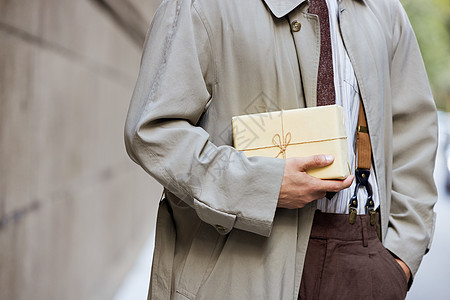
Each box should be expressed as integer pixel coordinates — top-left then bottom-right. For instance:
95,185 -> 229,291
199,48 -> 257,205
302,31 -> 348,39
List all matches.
295,155 -> 334,171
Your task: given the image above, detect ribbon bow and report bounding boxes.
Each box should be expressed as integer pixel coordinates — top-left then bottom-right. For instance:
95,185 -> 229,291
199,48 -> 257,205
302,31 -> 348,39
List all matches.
272,132 -> 292,159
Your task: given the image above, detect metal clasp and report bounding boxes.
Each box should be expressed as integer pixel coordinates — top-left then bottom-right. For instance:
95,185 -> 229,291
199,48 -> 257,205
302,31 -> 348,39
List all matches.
349,169 -> 374,225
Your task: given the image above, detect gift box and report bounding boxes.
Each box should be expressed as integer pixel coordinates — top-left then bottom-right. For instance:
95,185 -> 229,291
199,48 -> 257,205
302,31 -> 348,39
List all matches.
232,105 -> 350,179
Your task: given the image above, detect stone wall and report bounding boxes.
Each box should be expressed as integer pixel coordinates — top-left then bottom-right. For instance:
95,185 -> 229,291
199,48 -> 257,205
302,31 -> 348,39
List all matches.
0,0 -> 162,299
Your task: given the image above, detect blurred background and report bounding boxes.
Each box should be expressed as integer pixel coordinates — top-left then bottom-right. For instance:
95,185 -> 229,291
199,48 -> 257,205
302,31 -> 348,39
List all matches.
0,0 -> 448,299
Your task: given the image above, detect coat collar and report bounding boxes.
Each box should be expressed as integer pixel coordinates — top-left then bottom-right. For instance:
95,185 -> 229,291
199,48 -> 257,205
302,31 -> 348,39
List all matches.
262,0 -> 307,18
263,0 -> 362,18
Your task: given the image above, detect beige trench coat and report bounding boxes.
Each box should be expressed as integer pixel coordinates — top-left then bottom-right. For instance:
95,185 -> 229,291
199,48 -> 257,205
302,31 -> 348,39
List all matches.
125,0 -> 438,299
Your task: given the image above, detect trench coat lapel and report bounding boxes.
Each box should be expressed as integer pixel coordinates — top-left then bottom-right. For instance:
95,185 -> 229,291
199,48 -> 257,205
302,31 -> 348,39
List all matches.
286,6 -> 320,108
339,1 -> 379,136
338,0 -> 387,236
263,0 -> 322,108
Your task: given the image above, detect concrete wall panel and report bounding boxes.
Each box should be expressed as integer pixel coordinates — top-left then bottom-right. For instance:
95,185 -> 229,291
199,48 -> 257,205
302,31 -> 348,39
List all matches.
0,0 -> 41,35
0,0 -> 163,299
127,0 -> 162,23
0,31 -> 40,218
32,46 -> 99,202
40,0 -> 142,79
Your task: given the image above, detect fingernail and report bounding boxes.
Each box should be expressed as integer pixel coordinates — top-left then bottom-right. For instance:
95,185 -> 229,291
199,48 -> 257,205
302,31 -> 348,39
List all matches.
325,155 -> 334,163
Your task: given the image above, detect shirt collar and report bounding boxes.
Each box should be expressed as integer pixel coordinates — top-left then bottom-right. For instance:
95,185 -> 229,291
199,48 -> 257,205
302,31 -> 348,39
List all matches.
262,0 -> 307,18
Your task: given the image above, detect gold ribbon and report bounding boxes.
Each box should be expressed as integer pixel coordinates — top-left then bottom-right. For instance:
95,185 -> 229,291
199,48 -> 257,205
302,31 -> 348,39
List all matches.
272,132 -> 292,159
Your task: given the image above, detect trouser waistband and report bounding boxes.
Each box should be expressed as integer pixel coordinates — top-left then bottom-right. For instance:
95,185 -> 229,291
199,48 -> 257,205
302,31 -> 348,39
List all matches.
310,210 -> 380,244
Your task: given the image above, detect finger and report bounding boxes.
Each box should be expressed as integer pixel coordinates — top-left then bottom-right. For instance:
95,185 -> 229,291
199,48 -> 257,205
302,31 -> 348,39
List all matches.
316,175 -> 354,193
295,155 -> 334,171
342,174 -> 355,187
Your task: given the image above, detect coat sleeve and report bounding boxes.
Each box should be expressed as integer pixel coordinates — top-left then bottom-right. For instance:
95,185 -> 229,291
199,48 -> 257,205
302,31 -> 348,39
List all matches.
124,0 -> 285,237
383,0 -> 439,277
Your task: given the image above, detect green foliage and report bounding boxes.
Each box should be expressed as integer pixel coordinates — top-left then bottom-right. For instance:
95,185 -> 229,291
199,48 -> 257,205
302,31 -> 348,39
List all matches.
401,0 -> 450,111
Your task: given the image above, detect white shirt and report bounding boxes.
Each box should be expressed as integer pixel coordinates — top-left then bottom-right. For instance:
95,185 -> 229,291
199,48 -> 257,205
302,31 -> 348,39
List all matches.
316,0 -> 380,214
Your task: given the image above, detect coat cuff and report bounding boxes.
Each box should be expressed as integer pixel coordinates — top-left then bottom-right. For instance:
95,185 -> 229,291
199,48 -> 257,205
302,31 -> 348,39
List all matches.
194,199 -> 236,235
193,156 -> 285,237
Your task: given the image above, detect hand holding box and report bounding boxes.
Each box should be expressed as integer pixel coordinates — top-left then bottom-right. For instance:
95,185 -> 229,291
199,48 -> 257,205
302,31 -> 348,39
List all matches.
232,105 -> 350,179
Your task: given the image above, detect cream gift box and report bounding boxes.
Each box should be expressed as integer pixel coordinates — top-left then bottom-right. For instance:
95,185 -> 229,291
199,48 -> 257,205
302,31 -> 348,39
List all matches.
232,105 -> 350,179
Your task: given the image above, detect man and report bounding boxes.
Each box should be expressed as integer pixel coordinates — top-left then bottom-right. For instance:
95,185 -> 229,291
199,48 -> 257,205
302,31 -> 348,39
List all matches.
125,0 -> 438,299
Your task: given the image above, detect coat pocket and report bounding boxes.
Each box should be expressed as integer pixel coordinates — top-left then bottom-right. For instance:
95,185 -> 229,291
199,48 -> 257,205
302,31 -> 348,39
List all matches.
175,221 -> 226,299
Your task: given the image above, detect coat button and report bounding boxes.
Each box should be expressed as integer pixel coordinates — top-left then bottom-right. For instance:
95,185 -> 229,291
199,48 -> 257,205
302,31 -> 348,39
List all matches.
291,20 -> 301,32
215,224 -> 227,233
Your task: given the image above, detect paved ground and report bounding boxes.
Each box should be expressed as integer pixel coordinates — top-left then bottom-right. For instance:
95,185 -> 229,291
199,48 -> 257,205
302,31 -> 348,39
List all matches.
114,114 -> 450,300
113,231 -> 154,300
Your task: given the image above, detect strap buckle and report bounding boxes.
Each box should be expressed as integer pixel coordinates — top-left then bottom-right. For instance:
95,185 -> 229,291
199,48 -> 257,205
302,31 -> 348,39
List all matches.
349,169 -> 374,225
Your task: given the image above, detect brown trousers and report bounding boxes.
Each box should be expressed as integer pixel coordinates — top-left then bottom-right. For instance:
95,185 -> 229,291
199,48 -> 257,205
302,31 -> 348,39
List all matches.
299,211 -> 408,300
